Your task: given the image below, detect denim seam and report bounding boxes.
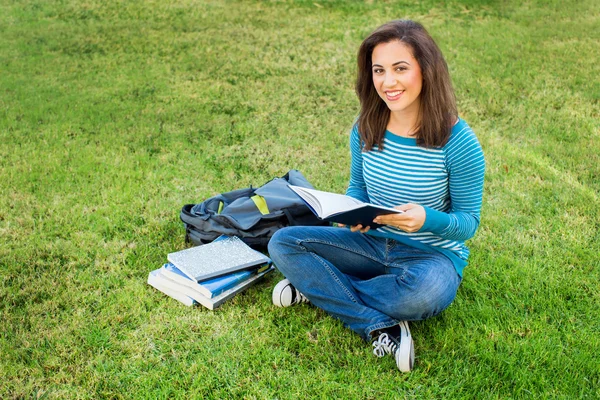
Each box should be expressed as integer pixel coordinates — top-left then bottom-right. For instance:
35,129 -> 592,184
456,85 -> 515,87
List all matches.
306,249 -> 359,304
384,239 -> 390,263
398,265 -> 409,282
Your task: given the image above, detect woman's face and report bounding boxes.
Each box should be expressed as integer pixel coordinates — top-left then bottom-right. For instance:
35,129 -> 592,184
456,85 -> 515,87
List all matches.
371,40 -> 423,116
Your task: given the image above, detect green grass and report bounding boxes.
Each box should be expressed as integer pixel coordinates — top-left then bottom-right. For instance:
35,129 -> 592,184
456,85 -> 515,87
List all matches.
1,0 -> 599,398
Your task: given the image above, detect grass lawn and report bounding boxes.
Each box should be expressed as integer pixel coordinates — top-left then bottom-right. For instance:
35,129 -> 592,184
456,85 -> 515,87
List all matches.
1,0 -> 599,398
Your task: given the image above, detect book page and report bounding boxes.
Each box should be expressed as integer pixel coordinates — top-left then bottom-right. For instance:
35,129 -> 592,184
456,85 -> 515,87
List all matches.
290,186 -> 364,218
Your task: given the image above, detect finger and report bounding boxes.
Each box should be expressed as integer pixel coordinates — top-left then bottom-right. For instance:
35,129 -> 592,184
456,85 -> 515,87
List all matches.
360,226 -> 370,233
373,214 -> 406,224
350,224 -> 363,232
395,203 -> 416,212
336,223 -> 346,228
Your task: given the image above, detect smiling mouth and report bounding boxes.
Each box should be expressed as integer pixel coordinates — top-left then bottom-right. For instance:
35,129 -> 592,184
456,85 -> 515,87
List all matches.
385,90 -> 404,100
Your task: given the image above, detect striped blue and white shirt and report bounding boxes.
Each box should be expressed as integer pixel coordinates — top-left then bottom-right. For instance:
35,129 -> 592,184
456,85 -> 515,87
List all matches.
346,118 -> 485,276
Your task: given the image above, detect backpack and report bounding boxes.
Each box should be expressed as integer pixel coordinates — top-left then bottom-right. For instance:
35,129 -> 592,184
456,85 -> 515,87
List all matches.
180,170 -> 327,249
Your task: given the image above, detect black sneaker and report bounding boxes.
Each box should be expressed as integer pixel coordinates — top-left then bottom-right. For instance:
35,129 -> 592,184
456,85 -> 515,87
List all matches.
371,321 -> 415,372
272,279 -> 310,307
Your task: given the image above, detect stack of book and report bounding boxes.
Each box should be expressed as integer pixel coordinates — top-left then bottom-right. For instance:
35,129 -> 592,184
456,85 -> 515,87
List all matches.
147,236 -> 273,310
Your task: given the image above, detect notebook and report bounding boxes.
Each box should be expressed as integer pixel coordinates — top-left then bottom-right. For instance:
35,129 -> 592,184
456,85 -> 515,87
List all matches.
159,262 -> 270,298
150,265 -> 274,310
167,236 -> 271,282
147,269 -> 196,307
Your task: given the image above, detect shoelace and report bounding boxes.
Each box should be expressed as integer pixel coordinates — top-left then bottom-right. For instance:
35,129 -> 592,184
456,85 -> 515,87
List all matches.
292,289 -> 310,305
372,333 -> 398,358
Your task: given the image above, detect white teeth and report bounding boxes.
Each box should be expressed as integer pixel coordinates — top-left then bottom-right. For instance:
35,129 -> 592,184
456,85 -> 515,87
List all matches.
387,90 -> 403,96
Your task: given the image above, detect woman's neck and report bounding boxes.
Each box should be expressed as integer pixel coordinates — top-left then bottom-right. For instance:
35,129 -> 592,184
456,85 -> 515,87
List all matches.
387,110 -> 420,138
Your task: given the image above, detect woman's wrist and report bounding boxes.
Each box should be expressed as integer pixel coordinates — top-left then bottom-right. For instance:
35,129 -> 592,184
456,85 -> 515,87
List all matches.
418,206 -> 450,233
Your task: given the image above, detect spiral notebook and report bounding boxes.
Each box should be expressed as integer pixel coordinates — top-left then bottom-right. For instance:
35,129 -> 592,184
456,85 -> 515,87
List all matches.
167,236 -> 271,282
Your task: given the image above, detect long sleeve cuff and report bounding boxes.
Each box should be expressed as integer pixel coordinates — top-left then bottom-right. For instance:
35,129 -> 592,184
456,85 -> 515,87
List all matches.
419,205 -> 451,234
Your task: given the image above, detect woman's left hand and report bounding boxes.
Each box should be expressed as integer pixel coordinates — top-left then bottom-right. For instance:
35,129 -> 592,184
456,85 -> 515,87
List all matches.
373,203 -> 425,233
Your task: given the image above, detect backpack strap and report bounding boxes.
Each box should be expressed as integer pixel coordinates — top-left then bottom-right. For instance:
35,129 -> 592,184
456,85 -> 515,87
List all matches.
250,195 -> 270,215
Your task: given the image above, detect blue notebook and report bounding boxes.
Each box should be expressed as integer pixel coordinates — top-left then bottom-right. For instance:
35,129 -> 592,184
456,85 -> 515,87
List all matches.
149,265 -> 274,310
159,262 -> 267,298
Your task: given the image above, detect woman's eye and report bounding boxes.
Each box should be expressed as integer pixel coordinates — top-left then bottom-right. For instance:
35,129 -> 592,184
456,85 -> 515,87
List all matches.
396,67 -> 407,72
373,69 -> 383,74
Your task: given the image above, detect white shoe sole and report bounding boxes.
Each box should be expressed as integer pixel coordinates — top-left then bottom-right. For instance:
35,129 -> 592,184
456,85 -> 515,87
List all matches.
272,278 -> 294,307
395,321 -> 415,372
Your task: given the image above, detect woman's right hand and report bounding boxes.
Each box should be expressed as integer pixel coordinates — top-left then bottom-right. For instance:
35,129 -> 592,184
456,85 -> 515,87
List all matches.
336,223 -> 370,233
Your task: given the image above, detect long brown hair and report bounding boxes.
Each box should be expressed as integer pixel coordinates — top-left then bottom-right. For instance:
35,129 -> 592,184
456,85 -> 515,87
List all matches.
356,20 -> 457,150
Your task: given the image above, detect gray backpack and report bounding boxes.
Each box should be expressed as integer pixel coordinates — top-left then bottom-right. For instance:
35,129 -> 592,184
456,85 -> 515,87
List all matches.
180,170 -> 327,249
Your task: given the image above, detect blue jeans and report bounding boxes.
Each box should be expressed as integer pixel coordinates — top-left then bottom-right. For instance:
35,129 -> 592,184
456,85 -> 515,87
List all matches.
268,226 -> 462,341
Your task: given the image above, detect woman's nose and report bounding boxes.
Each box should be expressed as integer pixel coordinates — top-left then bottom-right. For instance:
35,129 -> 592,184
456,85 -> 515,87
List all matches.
384,73 -> 397,87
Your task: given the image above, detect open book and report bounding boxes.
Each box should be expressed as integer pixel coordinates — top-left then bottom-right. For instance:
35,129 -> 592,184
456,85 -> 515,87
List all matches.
288,185 -> 402,229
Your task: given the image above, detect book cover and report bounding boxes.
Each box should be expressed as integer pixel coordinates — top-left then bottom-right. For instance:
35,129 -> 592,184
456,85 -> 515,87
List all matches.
160,262 -> 269,298
201,265 -> 274,310
150,266 -> 274,310
288,185 -> 402,229
167,236 -> 271,282
147,269 -> 196,307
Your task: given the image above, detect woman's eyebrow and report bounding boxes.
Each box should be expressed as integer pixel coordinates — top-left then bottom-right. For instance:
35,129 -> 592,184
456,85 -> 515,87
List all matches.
372,61 -> 411,68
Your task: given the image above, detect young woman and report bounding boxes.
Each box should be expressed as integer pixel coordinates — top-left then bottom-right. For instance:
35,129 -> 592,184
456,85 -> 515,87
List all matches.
268,20 -> 485,372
